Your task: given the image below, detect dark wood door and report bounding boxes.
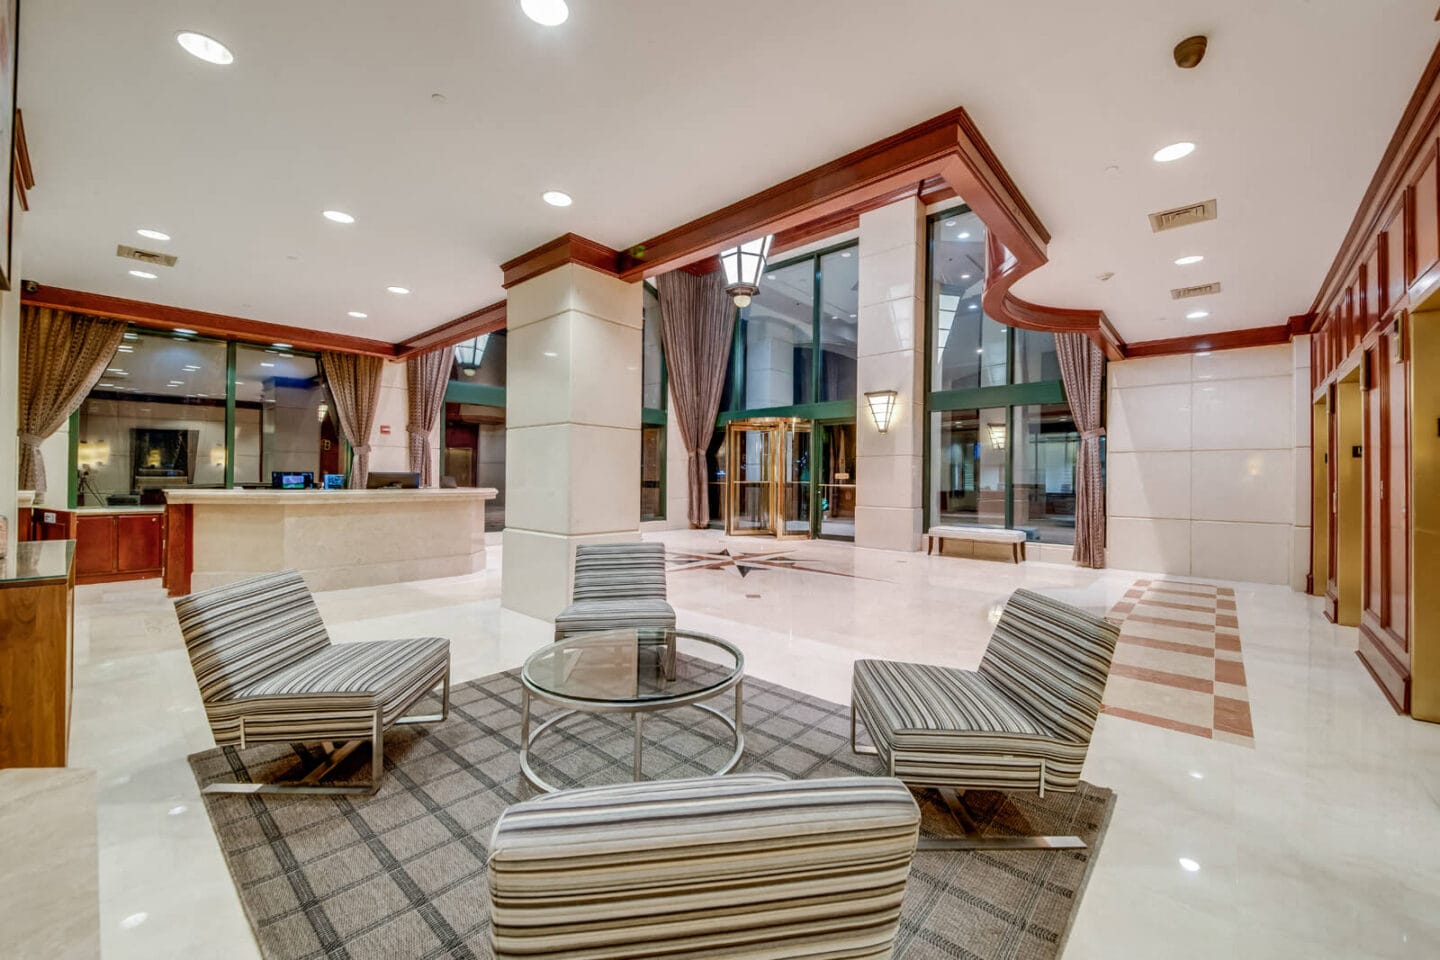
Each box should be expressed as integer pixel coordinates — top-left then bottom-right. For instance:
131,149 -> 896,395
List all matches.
74,515 -> 117,577
116,514 -> 163,573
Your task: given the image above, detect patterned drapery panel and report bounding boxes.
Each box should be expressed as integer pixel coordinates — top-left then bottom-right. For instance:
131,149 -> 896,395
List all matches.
319,352 -> 385,489
656,270 -> 736,528
17,306 -> 127,494
405,348 -> 451,486
1055,333 -> 1106,568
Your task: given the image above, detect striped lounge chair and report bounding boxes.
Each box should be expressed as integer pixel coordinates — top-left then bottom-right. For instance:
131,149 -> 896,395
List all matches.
850,588 -> 1119,850
553,542 -> 676,641
174,569 -> 450,796
487,775 -> 920,959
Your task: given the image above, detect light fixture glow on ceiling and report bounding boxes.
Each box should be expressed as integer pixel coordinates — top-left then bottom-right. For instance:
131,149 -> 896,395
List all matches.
1186,310 -> 1210,320
1178,858 -> 1201,873
542,190 -> 573,207
1174,255 -> 1204,265
348,311 -> 368,318
174,328 -> 197,335
137,228 -> 171,242
322,209 -> 355,224
272,342 -> 292,349
521,0 -> 569,26
260,362 -> 276,368
129,269 -> 158,279
958,231 -> 971,239
176,31 -> 234,65
387,286 -> 410,295
1153,141 -> 1196,163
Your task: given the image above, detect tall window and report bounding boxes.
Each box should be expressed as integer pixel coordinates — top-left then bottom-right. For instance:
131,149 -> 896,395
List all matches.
926,208 -> 1079,544
817,247 -> 858,402
741,258 -> 813,409
641,284 -> 666,521
232,345 -> 340,487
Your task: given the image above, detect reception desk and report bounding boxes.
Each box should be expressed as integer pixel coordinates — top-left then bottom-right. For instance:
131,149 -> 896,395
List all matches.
164,487 -> 497,595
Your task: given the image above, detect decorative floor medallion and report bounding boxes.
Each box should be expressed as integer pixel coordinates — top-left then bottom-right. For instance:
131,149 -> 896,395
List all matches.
665,547 -> 875,580
1101,579 -> 1255,746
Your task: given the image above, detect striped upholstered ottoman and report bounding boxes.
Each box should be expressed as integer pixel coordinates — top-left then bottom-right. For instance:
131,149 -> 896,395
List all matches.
488,775 -> 920,959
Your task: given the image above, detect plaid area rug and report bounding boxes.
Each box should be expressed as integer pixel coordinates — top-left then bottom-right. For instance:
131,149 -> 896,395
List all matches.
190,669 -> 1115,960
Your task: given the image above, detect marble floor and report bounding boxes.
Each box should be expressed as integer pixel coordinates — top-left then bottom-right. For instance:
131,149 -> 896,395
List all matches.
51,529 -> 1440,959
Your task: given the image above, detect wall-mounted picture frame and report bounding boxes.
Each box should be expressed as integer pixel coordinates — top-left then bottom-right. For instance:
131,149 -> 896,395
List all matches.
0,0 -> 18,291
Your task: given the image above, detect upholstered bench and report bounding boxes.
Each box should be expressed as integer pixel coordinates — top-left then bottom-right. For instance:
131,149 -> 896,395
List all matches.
925,525 -> 1027,562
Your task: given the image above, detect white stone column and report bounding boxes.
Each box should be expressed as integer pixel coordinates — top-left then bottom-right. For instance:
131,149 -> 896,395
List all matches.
502,263 -> 643,620
854,196 -> 925,551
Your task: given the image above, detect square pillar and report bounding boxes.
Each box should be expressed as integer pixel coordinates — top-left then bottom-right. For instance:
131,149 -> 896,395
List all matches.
501,263 -> 643,620
855,196 -> 925,551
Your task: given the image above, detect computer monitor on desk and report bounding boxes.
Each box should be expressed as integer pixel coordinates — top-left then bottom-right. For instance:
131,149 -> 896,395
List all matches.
366,471 -> 421,489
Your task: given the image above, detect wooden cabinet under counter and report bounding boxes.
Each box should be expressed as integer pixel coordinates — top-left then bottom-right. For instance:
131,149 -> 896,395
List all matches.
0,540 -> 76,768
73,509 -> 165,585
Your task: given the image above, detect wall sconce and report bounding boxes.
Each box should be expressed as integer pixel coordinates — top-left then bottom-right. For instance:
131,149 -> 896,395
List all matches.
865,390 -> 898,434
77,439 -> 110,468
210,444 -> 227,468
987,422 -> 1007,450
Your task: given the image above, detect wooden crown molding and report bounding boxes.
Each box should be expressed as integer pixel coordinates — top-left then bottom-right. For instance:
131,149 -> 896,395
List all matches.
13,108 -> 33,212
1123,323 -> 1292,359
499,233 -> 620,290
1309,37 -> 1440,321
20,284 -> 398,358
394,298 -> 506,360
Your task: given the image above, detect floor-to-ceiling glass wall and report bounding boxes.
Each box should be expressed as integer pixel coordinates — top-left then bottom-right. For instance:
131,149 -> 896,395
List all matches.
925,207 -> 1083,545
444,331 -> 507,530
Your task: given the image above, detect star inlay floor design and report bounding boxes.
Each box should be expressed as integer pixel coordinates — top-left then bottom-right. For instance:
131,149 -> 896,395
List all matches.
665,547 -> 879,580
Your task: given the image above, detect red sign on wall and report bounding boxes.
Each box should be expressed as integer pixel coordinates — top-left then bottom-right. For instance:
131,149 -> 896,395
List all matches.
379,425 -> 392,435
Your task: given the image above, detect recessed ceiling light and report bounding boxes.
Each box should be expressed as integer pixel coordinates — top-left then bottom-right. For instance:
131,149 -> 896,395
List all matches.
1186,310 -> 1209,320
1153,141 -> 1196,163
322,210 -> 355,224
521,0 -> 569,26
944,220 -> 957,227
129,269 -> 158,279
347,311 -> 368,319
1174,255 -> 1204,265
542,190 -> 573,207
957,232 -> 971,239
272,342 -> 292,349
137,228 -> 171,242
183,365 -> 201,371
960,273 -> 972,280
386,286 -> 410,295
174,328 -> 197,335
968,304 -> 978,310
1178,858 -> 1201,873
976,348 -> 984,354
260,362 -> 276,368
840,251 -> 852,258
176,31 -> 234,65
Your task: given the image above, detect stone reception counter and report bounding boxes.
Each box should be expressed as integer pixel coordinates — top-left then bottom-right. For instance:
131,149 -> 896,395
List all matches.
163,487 -> 497,595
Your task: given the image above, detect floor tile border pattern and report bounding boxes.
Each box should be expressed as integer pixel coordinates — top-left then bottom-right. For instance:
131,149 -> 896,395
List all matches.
1101,579 -> 1255,746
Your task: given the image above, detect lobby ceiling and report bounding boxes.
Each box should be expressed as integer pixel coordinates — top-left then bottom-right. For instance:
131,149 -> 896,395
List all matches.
19,0 -> 1438,344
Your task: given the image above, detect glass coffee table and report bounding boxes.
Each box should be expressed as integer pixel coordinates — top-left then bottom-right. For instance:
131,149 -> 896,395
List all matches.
518,628 -> 745,793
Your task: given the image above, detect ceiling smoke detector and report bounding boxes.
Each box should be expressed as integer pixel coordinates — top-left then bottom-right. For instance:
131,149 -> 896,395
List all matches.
1149,199 -> 1218,233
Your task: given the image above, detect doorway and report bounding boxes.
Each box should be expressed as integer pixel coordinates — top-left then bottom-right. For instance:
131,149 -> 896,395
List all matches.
722,417 -> 856,540
1330,374 -> 1363,626
1310,395 -> 1329,596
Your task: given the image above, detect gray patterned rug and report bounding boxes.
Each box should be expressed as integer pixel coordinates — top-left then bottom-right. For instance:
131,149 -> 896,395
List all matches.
190,668 -> 1114,960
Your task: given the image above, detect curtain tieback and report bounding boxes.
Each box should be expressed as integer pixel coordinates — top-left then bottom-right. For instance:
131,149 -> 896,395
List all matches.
353,443 -> 373,456
1080,428 -> 1106,441
18,432 -> 42,445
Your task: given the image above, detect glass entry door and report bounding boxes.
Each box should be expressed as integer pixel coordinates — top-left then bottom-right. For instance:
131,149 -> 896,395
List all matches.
775,421 -> 811,539
725,423 -> 775,536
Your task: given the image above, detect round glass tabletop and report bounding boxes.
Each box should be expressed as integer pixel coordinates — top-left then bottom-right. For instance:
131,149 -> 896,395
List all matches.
521,628 -> 744,706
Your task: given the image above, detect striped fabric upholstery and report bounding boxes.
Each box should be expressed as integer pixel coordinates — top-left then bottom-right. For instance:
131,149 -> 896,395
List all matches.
488,775 -> 920,960
555,543 -> 676,641
174,570 -> 450,747
852,589 -> 1118,794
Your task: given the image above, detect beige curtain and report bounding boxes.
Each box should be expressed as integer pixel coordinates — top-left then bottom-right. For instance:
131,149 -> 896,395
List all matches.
17,306 -> 127,495
1055,332 -> 1106,568
319,352 -> 385,489
405,347 -> 451,486
657,270 -> 736,527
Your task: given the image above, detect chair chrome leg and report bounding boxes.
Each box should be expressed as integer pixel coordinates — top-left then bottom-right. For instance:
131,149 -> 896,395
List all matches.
850,704 -> 879,758
916,787 -> 1085,852
395,673 -> 451,725
202,735 -> 380,796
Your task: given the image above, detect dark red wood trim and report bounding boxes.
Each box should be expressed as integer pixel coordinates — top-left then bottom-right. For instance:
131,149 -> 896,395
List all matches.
394,299 -> 506,360
163,503 -> 192,597
768,176 -> 962,258
1287,313 -> 1313,336
13,109 -> 33,212
499,233 -> 620,289
1123,324 -> 1291,359
20,285 -> 398,358
1309,38 -> 1440,317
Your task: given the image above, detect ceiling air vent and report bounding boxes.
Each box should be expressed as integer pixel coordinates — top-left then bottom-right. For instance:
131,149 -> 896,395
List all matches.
116,245 -> 178,268
1170,281 -> 1222,300
1148,198 -> 1217,233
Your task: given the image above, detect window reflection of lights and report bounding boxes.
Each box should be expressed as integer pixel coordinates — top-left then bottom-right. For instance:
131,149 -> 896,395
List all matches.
987,422 -> 1007,450
936,294 -> 959,352
453,334 -> 490,375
